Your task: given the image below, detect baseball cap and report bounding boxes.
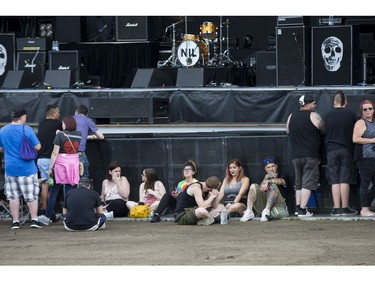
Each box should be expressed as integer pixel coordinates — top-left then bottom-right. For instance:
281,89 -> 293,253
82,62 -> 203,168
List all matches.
11,108 -> 27,118
79,177 -> 91,188
263,156 -> 276,166
299,94 -> 316,106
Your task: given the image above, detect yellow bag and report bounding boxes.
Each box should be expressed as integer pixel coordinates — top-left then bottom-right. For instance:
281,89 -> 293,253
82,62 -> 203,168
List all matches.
129,205 -> 150,218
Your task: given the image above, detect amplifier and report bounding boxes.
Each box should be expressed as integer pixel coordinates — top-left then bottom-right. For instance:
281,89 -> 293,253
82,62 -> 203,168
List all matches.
16,38 -> 50,51
277,16 -> 309,26
49,50 -> 82,83
116,16 -> 150,41
16,51 -> 46,83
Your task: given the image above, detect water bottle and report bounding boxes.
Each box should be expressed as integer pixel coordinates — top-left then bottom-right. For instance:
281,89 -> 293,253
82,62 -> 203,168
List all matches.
52,41 -> 59,51
220,209 -> 228,225
48,176 -> 54,187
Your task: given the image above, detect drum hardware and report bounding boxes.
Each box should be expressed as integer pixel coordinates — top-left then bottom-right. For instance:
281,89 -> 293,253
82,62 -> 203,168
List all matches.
216,17 -> 240,67
158,19 -> 183,68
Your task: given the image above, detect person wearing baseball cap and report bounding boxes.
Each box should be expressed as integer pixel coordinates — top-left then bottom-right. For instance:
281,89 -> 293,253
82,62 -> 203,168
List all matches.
286,94 -> 325,217
0,107 -> 42,229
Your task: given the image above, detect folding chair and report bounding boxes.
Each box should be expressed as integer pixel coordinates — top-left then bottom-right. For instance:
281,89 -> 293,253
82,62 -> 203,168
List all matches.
0,185 -> 30,224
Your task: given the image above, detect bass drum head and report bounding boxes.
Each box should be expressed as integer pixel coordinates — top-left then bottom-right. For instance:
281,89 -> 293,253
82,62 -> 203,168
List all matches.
177,40 -> 200,67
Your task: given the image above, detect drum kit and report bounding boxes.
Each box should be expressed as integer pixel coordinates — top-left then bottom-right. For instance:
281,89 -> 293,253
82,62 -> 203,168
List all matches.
158,16 -> 240,68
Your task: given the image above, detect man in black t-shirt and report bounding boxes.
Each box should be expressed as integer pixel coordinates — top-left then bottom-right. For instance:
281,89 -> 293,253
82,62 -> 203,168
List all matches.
63,177 -> 106,231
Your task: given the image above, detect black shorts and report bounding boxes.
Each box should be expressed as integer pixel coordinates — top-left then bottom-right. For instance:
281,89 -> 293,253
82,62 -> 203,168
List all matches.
326,148 -> 356,185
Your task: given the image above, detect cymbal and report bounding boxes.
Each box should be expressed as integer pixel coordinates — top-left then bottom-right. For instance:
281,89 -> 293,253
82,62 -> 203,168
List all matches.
171,16 -> 194,22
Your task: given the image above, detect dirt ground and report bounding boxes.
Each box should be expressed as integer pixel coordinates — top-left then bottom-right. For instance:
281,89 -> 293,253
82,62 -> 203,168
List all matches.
1,218 -> 375,267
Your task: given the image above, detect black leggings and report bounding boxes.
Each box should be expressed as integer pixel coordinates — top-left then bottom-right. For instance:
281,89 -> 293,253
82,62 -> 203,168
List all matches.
154,193 -> 177,215
356,158 -> 375,207
106,199 -> 129,217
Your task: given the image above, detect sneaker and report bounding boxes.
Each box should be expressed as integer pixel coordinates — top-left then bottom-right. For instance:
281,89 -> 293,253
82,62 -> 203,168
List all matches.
98,223 -> 106,230
240,209 -> 255,222
330,208 -> 342,216
30,220 -> 43,229
150,213 -> 161,223
294,205 -> 301,216
341,207 -> 358,216
37,214 -> 52,225
11,221 -> 20,229
104,211 -> 114,219
260,209 -> 270,222
298,207 -> 313,217
197,217 -> 215,226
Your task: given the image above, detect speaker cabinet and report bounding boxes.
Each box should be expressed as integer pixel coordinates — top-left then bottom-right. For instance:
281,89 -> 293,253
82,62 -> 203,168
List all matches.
1,70 -> 34,88
89,97 -> 169,124
44,70 -> 72,88
116,16 -> 149,41
176,68 -> 205,87
131,68 -> 177,88
312,25 -> 360,86
256,51 -> 276,86
276,26 -> 311,86
48,50 -> 83,84
16,51 -> 46,83
55,16 -> 83,43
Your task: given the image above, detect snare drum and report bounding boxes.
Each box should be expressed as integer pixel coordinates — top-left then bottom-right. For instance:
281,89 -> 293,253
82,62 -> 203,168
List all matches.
183,34 -> 199,41
178,40 -> 208,67
200,21 -> 216,39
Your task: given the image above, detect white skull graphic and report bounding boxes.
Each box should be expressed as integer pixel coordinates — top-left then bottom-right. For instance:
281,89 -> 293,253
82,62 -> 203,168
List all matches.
321,36 -> 343,72
0,44 -> 7,76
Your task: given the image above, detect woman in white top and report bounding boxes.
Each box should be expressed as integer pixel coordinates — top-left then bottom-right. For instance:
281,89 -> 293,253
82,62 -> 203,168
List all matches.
101,161 -> 131,217
127,168 -> 166,213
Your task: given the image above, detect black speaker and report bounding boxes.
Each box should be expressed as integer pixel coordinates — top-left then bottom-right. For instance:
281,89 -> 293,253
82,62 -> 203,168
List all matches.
312,25 -> 360,86
1,70 -> 34,88
44,70 -> 72,88
276,26 -> 311,86
256,51 -> 276,86
48,50 -> 82,83
55,16 -> 83,43
16,51 -> 46,83
89,97 -> 169,124
176,68 -> 205,87
131,68 -> 177,88
116,16 -> 149,41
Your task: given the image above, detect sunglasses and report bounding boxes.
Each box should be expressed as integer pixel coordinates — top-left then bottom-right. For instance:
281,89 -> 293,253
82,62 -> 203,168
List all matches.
363,107 -> 373,111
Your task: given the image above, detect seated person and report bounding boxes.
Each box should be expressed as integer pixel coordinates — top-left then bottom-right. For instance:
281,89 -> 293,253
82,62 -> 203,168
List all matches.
127,168 -> 166,214
63,177 -> 106,231
100,161 -> 131,217
215,159 -> 250,217
174,176 -> 221,226
150,160 -> 198,223
240,156 -> 288,222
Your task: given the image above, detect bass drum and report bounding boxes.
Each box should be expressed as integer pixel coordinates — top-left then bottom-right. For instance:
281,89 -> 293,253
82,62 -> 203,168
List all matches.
177,40 -> 208,67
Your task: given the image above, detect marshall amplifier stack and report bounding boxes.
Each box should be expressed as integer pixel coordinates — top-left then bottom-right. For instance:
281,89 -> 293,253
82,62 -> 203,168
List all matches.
116,16 -> 151,41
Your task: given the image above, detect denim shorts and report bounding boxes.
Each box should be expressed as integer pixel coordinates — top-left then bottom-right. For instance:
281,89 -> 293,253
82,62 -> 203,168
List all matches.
37,158 -> 50,180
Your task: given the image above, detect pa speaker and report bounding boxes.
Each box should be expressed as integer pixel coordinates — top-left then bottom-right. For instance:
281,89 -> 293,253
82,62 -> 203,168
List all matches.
131,68 -> 177,88
276,26 -> 311,86
312,25 -> 360,86
116,16 -> 149,41
44,70 -> 72,88
1,70 -> 34,88
48,50 -> 82,84
176,68 -> 205,87
256,51 -> 276,86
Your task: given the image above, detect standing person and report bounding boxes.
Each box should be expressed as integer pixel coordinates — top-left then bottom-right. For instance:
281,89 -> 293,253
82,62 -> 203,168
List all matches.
286,94 -> 325,217
127,168 -> 166,214
150,159 -> 198,223
324,91 -> 358,216
0,108 -> 43,229
353,100 -> 375,217
215,158 -> 250,217
36,104 -> 62,214
174,176 -> 221,226
240,156 -> 288,222
74,105 -> 104,178
38,116 -> 82,225
100,161 -> 131,217
63,177 -> 106,231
